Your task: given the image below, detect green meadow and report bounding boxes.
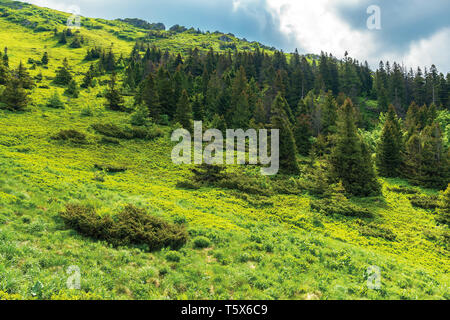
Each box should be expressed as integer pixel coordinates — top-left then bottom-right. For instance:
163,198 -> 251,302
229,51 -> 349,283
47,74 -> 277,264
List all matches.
0,0 -> 448,300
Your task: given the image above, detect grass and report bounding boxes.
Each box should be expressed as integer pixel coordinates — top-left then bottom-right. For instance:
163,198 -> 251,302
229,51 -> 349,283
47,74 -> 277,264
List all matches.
0,0 -> 448,300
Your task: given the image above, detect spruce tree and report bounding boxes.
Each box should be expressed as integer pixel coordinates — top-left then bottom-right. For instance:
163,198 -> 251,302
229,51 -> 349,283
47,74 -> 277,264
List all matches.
105,72 -> 125,111
65,79 -> 79,98
16,61 -> 34,89
376,105 -> 404,177
136,73 -> 161,122
436,184 -> 450,226
81,64 -> 95,88
54,58 -> 73,85
419,123 -> 448,189
0,57 -> 8,85
155,67 -> 174,119
130,103 -> 150,126
329,98 -> 381,196
41,52 -> 49,65
175,90 -> 193,132
270,93 -> 300,175
1,77 -> 29,111
2,47 -> 8,67
294,99 -> 312,156
192,93 -> 204,121
47,91 -> 65,109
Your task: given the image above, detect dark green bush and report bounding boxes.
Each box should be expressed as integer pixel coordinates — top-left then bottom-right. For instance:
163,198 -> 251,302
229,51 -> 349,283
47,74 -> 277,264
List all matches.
165,251 -> 181,262
217,174 -> 270,196
176,180 -> 201,190
51,129 -> 87,144
192,236 -> 211,249
98,136 -> 120,145
94,163 -> 127,173
357,221 -> 396,241
60,204 -> 188,251
409,195 -> 440,210
91,122 -> 163,141
310,198 -> 374,218
387,186 -> 420,195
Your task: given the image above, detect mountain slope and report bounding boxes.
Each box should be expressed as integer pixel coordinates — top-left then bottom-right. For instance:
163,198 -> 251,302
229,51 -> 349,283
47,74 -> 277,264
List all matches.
0,0 -> 448,300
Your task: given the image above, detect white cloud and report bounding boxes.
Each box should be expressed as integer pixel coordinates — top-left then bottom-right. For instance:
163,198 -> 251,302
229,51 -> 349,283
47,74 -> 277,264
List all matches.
400,28 -> 450,72
235,0 -> 450,73
261,0 -> 377,59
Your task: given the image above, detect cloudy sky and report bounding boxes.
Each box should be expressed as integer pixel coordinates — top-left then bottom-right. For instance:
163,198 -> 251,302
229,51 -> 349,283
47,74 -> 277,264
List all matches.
24,0 -> 450,73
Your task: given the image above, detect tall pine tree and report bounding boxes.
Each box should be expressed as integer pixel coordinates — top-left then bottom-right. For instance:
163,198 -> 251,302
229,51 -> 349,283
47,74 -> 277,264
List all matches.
329,98 -> 381,196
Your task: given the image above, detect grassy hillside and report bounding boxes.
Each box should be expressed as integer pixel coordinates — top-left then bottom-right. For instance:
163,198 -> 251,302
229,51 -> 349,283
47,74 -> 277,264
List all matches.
0,0 -> 448,300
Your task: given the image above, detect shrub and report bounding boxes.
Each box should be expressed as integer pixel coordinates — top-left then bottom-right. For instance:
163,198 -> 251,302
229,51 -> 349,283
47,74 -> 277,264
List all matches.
98,136 -> 120,145
357,221 -> 397,241
217,174 -> 270,196
192,236 -> 211,249
165,251 -> 181,262
310,183 -> 374,218
409,195 -> 440,210
176,180 -> 201,190
51,129 -> 87,144
94,163 -> 127,173
311,198 -> 373,218
60,204 -> 188,251
91,122 -> 163,141
387,186 -> 420,195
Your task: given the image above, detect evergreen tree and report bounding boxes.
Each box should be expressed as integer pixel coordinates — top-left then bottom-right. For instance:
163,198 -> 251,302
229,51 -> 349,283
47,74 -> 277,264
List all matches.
376,105 -> 404,177
419,123 -> 448,189
175,90 -> 193,132
191,93 -> 204,121
2,47 -> 8,67
0,56 -> 9,85
436,184 -> 450,226
329,98 -> 381,196
130,103 -> 150,126
65,79 -> 79,98
41,52 -> 49,65
294,99 -> 312,156
403,133 -> 422,184
136,73 -> 161,121
15,61 -> 34,89
81,64 -> 95,88
54,58 -> 73,85
59,30 -> 67,44
47,91 -> 65,109
270,93 -> 300,175
155,67 -> 174,119
1,77 -> 29,111
321,91 -> 338,135
105,72 -> 125,111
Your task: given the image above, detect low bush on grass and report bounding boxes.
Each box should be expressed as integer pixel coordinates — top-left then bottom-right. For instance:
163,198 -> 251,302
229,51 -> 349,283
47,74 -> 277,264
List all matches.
94,163 -> 127,173
177,164 -> 271,196
408,195 -> 440,210
387,186 -> 420,195
98,136 -> 120,145
91,122 -> 163,141
310,183 -> 374,218
165,251 -> 182,262
356,221 -> 397,241
60,204 -> 188,251
192,236 -> 211,249
51,129 -> 88,144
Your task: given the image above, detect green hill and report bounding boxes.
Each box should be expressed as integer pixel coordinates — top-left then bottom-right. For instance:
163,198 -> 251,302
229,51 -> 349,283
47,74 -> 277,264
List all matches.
0,0 -> 448,300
